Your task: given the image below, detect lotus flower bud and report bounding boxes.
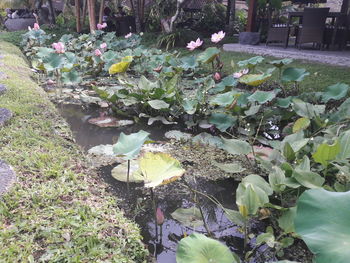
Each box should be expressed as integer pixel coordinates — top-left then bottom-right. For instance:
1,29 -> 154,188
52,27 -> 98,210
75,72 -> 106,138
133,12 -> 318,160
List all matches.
156,208 -> 164,225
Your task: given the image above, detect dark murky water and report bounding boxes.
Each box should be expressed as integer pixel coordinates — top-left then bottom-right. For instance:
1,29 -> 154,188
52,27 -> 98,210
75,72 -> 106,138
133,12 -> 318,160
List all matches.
58,103 -> 273,263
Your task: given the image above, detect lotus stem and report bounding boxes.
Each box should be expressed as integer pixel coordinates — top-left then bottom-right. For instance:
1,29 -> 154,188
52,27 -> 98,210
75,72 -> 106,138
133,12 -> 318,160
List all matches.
244,220 -> 248,250
150,188 -> 158,240
127,159 -> 130,196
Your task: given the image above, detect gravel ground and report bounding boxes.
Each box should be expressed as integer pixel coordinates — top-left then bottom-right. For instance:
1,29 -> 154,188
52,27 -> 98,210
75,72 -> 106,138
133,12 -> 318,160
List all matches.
223,43 -> 350,67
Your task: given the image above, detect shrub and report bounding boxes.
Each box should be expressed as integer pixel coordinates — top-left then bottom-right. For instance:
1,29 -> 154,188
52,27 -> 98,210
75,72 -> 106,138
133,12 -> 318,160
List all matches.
193,2 -> 226,36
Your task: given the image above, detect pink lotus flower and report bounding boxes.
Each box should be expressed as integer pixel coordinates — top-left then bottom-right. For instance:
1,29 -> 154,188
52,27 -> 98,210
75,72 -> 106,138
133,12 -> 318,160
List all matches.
214,72 -> 221,81
52,42 -> 65,54
156,208 -> 164,225
186,38 -> 203,51
97,23 -> 107,30
125,32 -> 132,39
33,23 -> 40,30
233,68 -> 249,79
94,49 -> 102,56
100,43 -> 107,49
211,31 -> 226,43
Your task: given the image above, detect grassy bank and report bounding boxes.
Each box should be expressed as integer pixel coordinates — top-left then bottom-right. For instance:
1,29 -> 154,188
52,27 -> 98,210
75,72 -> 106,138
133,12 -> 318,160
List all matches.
0,41 -> 148,262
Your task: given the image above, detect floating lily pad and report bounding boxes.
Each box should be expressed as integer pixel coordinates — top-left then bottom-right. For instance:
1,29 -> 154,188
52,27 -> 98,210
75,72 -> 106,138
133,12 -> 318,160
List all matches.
0,160 -> 16,196
171,207 -> 204,227
165,130 -> 192,141
111,160 -> 144,183
192,133 -> 223,148
88,116 -> 134,127
139,152 -> 185,188
176,233 -> 238,263
88,144 -> 114,156
0,108 -> 12,127
148,116 -> 177,125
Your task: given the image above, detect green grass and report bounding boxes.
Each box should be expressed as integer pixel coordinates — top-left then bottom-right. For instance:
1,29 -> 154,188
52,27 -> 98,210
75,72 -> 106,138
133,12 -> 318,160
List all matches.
0,42 -> 148,263
141,31 -> 350,92
0,25 -> 77,47
218,50 -> 350,92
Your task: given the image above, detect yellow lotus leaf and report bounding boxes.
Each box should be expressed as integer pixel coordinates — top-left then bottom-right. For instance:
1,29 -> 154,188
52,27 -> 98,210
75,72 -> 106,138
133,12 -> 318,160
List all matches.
109,56 -> 133,74
139,152 -> 185,188
239,74 -> 271,87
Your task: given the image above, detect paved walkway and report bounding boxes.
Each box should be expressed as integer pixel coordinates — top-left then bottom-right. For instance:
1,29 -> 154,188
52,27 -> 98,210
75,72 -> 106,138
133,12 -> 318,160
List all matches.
223,43 -> 350,67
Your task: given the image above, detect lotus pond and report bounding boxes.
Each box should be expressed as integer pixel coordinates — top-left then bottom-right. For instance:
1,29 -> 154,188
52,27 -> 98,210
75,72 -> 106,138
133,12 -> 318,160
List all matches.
22,26 -> 350,263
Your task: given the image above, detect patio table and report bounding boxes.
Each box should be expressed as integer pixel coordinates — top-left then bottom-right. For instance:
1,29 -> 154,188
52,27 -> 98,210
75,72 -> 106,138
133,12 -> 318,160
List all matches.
284,11 -> 345,48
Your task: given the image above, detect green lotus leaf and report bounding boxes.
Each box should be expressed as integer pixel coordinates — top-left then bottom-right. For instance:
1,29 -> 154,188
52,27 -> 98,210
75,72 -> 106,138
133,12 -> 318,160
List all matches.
192,133 -> 223,148
180,55 -> 198,70
208,113 -> 237,132
321,83 -> 349,102
212,160 -> 246,174
182,99 -> 198,114
43,53 -> 66,71
278,207 -> 297,234
111,160 -> 144,183
337,130 -> 350,160
197,47 -> 221,64
295,189 -> 350,263
312,140 -> 340,167
248,90 -> 276,104
171,207 -> 203,227
176,233 -> 238,263
329,98 -> 350,122
237,56 -> 264,68
220,138 -> 251,155
113,130 -> 150,160
139,152 -> 185,188
209,91 -> 237,106
61,70 -> 82,85
292,117 -> 310,133
109,56 -> 133,74
276,97 -> 293,108
239,74 -> 272,87
269,58 -> 293,68
147,99 -> 170,110
292,99 -> 325,119
282,67 -> 310,82
292,169 -> 325,189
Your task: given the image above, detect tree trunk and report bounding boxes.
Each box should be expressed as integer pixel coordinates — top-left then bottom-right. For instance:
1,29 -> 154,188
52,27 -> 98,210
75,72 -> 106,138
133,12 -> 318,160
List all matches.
75,0 -> 82,32
82,0 -> 88,27
98,0 -> 105,24
228,0 -> 236,35
88,0 -> 97,33
132,0 -> 141,32
160,0 -> 189,33
47,0 -> 56,24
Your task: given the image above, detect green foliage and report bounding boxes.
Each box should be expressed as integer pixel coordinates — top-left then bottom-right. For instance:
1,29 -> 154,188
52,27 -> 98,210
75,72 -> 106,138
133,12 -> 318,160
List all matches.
113,130 -> 150,160
295,189 -> 350,263
193,2 -> 227,35
176,233 -> 239,263
139,152 -> 185,188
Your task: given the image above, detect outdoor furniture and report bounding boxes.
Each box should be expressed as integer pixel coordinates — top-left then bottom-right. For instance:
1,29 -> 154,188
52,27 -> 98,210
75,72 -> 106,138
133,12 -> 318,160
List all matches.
324,13 -> 350,50
272,9 -> 344,49
266,23 -> 292,47
294,8 -> 330,49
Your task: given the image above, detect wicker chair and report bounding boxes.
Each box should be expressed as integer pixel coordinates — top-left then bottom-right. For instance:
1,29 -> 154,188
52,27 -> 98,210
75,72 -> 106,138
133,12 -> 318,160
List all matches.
266,24 -> 291,47
296,8 -> 330,49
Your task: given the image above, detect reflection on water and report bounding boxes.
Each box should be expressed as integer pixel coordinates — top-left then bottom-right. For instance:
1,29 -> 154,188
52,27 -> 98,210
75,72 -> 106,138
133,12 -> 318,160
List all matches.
58,104 -> 172,150
58,103 -> 274,263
